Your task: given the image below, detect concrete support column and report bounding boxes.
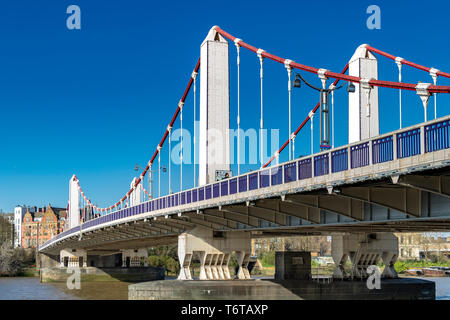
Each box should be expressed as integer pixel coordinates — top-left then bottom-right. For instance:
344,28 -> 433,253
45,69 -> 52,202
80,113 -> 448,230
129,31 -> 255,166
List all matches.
210,253 -> 220,279
332,252 -> 348,279
197,251 -> 208,280
216,254 -> 225,279
205,253 -> 213,279
235,251 -> 251,280
178,252 -> 193,280
199,26 -> 230,185
381,251 -> 398,278
222,253 -> 231,279
177,227 -> 251,280
129,178 -> 142,206
332,232 -> 398,279
68,176 -> 80,230
348,44 -> 379,143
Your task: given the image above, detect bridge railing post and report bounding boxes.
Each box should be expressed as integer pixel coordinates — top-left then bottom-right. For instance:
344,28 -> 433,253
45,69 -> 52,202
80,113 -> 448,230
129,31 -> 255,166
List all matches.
247,173 -> 249,191
393,133 -> 398,159
328,151 -> 332,174
347,146 -> 352,170
420,125 -> 425,154
257,170 -> 260,190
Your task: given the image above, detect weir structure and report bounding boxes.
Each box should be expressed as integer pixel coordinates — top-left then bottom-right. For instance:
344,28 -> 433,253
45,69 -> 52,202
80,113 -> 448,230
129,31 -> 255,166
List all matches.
39,26 -> 450,298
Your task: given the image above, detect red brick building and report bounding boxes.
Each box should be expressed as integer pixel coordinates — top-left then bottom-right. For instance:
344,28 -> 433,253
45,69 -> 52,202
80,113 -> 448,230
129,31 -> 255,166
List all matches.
21,205 -> 66,248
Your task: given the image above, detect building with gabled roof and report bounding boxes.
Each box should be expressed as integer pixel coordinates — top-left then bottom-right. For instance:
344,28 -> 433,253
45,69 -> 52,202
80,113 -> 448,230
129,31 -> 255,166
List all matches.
21,205 -> 66,248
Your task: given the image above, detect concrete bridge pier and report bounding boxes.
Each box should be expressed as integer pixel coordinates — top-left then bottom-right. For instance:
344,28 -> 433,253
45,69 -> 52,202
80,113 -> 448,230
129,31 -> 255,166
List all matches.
38,248 -> 163,283
121,248 -> 148,267
331,232 -> 398,279
60,248 -> 87,268
177,227 -> 251,280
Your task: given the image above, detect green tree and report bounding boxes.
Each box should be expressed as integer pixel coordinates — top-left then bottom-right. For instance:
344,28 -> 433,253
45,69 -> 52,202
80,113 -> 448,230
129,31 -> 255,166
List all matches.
165,257 -> 179,275
147,255 -> 160,267
260,251 -> 275,267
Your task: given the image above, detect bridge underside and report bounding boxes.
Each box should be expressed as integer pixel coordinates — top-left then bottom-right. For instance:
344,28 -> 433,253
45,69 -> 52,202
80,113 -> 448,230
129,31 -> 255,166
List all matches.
41,167 -> 450,255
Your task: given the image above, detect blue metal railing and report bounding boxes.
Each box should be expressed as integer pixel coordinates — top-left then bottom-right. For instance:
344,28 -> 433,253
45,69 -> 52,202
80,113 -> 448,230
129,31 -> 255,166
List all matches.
40,117 -> 450,250
397,128 -> 421,158
372,135 -> 393,164
425,120 -> 450,152
284,162 -> 297,183
351,142 -> 369,168
331,148 -> 348,173
298,158 -> 312,180
314,154 -> 329,176
259,169 -> 270,188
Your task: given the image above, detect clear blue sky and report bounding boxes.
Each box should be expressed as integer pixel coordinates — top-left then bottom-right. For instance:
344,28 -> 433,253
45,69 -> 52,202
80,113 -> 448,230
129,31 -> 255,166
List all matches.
0,0 -> 449,212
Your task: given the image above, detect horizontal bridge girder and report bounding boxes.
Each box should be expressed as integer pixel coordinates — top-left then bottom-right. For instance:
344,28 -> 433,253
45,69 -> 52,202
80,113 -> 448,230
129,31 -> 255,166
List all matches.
223,204 -> 281,227
176,214 -> 227,230
336,185 -> 422,217
205,208 -> 259,228
394,174 -> 450,198
198,210 -> 240,229
281,194 -> 363,222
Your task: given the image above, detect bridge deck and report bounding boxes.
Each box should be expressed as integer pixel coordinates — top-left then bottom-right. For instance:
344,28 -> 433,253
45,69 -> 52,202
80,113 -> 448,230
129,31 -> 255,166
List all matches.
40,116 -> 450,253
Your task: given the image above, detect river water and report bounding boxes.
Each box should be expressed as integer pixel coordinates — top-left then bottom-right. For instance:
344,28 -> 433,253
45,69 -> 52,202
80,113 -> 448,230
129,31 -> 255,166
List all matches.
0,277 -> 449,300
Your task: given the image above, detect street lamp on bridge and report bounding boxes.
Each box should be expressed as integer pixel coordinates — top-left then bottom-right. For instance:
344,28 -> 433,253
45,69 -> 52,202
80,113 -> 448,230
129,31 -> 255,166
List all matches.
293,73 -> 346,152
135,163 -> 167,199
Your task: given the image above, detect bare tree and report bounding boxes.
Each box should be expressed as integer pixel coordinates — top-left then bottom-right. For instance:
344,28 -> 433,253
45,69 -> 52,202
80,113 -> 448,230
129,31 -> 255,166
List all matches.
0,242 -> 24,276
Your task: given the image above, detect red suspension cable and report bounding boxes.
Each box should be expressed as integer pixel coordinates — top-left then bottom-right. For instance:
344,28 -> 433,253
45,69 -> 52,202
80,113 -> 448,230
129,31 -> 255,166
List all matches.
76,58 -> 201,211
214,27 -> 450,94
366,45 -> 450,78
214,26 -> 450,167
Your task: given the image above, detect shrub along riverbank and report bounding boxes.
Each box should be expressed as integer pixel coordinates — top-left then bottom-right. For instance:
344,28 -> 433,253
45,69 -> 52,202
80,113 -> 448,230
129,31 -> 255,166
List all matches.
0,242 -> 36,277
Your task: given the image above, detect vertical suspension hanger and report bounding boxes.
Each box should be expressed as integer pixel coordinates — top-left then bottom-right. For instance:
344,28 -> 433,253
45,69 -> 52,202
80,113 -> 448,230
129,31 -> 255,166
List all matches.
429,68 -> 439,119
157,145 -> 161,198
257,48 -> 265,168
138,178 -> 142,203
285,59 -> 293,161
395,57 -> 404,128
192,70 -> 198,187
234,38 -> 242,175
309,110 -> 314,155
329,83 -> 336,148
168,125 -> 172,194
292,136 -> 295,159
150,162 -> 154,199
179,100 -> 184,192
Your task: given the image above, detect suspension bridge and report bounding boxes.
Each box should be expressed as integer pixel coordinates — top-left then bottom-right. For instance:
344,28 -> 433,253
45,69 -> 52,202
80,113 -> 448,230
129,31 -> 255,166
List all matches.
38,26 -> 450,282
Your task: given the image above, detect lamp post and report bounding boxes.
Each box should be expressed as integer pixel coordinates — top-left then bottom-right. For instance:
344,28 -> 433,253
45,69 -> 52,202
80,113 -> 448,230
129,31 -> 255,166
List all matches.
134,164 -> 166,199
292,73 -> 346,152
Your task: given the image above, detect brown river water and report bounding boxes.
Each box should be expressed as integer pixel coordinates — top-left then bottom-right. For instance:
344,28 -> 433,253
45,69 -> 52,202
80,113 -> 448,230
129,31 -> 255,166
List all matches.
0,276 -> 449,300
